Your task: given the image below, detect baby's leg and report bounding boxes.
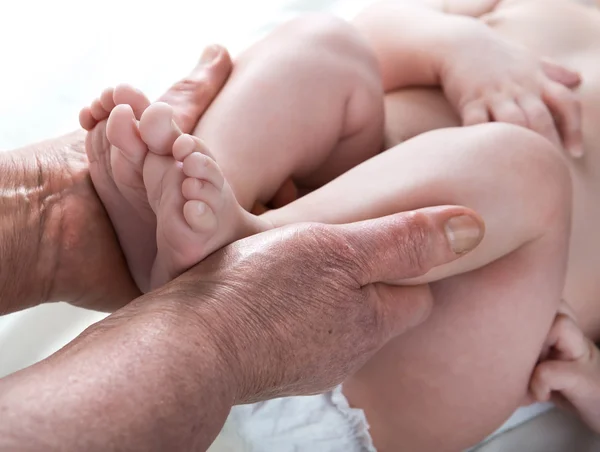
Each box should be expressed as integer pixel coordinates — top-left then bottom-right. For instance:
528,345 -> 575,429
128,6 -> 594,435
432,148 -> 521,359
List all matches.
264,123 -> 571,450
106,14 -> 383,287
192,14 -> 384,208
383,87 -> 459,148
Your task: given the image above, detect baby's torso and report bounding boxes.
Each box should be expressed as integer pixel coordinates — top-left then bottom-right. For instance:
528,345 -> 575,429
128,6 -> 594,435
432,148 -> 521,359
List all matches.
487,0 -> 600,335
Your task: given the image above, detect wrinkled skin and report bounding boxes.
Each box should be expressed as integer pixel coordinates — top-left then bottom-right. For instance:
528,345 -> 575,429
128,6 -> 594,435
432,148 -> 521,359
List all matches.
149,206 -> 483,403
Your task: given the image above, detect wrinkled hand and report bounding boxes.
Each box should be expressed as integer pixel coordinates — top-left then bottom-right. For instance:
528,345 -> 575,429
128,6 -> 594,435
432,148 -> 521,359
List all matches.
0,205 -> 483,451
157,206 -> 484,403
441,22 -> 583,157
529,300 -> 600,433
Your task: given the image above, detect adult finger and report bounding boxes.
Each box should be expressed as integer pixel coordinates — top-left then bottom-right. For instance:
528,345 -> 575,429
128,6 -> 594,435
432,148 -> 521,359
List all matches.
543,82 -> 584,158
541,59 -> 581,89
338,205 -> 485,286
157,45 -> 233,133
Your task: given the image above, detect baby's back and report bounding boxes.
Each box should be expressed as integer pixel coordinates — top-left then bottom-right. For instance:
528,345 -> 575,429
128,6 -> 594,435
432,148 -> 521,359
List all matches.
487,0 -> 600,336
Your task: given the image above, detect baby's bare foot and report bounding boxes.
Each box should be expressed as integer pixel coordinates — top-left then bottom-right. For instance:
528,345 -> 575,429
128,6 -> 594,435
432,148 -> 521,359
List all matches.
530,304 -> 600,433
80,84 -> 157,291
137,103 -> 272,288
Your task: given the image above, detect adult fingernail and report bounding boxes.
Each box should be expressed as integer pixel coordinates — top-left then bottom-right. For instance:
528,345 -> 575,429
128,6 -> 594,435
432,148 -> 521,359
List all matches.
444,215 -> 483,254
200,45 -> 220,65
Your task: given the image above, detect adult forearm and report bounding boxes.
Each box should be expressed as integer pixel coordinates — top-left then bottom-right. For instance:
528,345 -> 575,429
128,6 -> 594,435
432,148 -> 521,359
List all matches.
0,145 -> 54,313
0,293 -> 235,451
0,131 -> 138,314
0,132 -> 84,313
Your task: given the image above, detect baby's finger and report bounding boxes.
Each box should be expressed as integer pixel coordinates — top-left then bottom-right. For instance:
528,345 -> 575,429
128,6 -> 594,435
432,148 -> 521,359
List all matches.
543,82 -> 584,158
518,95 -> 562,149
461,101 -> 490,127
530,360 -> 581,402
541,59 -> 582,89
490,99 -> 528,128
557,299 -> 579,322
547,314 -> 589,361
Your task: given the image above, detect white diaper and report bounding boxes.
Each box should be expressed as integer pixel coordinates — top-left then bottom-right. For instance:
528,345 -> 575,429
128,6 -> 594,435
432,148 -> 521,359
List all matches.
208,386 -> 376,452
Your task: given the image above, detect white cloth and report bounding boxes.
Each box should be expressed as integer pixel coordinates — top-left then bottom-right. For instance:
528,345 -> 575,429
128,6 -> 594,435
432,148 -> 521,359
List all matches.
209,386 -> 376,452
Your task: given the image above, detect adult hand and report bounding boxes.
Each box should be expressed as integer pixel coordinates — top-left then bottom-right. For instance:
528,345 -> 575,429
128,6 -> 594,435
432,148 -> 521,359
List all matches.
160,205 -> 485,403
0,45 -> 232,314
0,205 -> 484,452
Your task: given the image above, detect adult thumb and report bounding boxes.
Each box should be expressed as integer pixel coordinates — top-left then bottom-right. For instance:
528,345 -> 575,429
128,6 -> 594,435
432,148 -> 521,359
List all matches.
542,59 -> 582,89
157,45 -> 233,132
337,205 -> 485,286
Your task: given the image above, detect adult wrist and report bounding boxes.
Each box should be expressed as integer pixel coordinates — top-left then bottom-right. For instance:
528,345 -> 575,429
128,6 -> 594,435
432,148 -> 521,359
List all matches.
0,130 -> 139,314
105,291 -> 239,447
135,285 -> 241,398
0,134 -> 83,313
0,291 -> 237,451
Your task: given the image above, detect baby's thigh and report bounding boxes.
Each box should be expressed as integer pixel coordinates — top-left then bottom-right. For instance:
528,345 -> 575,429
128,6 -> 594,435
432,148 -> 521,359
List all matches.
341,125 -> 570,451
383,88 -> 460,148
345,246 -> 565,451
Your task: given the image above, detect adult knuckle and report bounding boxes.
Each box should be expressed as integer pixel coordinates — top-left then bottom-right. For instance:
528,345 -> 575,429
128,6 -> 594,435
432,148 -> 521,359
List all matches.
173,76 -> 215,101
299,223 -> 351,262
393,211 -> 432,276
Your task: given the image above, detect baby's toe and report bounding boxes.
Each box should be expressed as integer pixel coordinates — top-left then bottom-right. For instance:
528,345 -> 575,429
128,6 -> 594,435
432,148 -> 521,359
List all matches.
90,98 -> 110,122
139,102 -> 183,156
106,104 -> 147,164
183,200 -> 218,233
173,134 -> 215,161
79,106 -> 96,130
113,83 -> 151,119
182,152 -> 224,190
99,87 -> 116,112
182,177 -> 223,211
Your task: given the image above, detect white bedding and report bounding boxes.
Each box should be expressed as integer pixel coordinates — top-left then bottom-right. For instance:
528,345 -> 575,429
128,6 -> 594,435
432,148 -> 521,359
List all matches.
0,0 -> 577,449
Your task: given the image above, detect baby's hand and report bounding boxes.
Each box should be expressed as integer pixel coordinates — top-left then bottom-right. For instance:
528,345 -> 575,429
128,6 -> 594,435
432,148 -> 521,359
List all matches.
529,301 -> 600,432
440,23 -> 583,157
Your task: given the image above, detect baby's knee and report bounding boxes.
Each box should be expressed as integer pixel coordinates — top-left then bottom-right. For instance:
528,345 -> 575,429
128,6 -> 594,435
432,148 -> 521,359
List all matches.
467,123 -> 572,228
278,14 -> 383,134
280,14 -> 377,66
